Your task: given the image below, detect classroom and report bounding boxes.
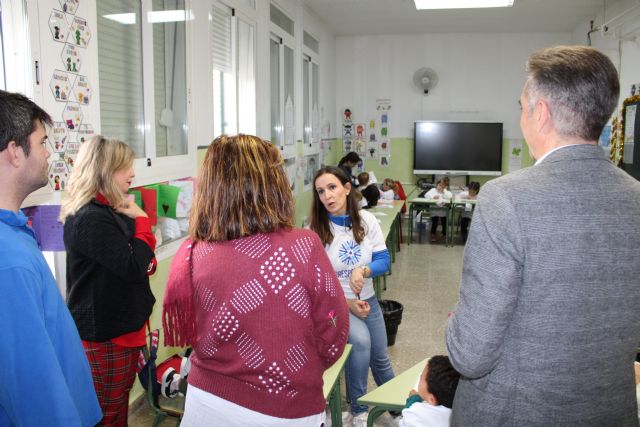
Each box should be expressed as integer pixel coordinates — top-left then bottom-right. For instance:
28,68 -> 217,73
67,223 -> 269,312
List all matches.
1,0 -> 640,426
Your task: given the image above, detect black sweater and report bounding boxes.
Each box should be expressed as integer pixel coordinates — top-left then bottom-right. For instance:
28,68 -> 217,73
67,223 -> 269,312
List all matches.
64,200 -> 155,341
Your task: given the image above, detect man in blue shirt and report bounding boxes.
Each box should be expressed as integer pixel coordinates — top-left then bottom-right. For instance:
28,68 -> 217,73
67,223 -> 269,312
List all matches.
0,90 -> 102,426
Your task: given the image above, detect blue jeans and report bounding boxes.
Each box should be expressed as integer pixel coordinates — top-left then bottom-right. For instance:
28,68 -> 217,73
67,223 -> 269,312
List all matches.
346,296 -> 395,414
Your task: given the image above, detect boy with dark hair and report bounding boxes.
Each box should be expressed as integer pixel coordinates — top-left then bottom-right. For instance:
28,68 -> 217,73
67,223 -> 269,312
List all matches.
357,172 -> 380,208
400,355 -> 460,427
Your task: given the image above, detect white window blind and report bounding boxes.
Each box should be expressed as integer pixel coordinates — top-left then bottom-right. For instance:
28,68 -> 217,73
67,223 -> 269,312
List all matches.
96,0 -> 145,157
211,6 -> 231,74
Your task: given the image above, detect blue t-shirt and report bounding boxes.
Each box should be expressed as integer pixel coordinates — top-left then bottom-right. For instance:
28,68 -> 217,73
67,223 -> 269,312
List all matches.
0,209 -> 102,427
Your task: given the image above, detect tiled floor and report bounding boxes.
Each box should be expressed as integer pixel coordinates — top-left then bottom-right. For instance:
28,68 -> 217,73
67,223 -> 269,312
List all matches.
128,219 -> 465,426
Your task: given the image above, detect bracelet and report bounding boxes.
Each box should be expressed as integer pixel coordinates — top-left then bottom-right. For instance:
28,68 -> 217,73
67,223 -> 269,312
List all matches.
360,265 -> 370,278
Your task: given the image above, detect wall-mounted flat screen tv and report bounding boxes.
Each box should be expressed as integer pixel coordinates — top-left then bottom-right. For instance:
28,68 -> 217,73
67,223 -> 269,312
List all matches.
413,121 -> 503,176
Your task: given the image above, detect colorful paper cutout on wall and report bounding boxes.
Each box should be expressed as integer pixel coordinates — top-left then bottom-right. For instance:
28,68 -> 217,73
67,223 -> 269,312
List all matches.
22,205 -> 65,251
69,16 -> 91,48
50,69 -> 74,102
48,160 -> 69,191
61,43 -> 82,73
49,10 -> 68,42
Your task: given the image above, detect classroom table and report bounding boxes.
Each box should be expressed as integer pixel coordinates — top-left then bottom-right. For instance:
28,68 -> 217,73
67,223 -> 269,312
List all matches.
357,358 -> 428,427
323,344 -> 353,427
448,198 -> 476,245
407,198 -> 451,245
367,200 -> 404,298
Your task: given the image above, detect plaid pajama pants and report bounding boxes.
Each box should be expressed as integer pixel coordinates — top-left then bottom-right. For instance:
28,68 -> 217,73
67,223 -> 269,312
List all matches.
83,340 -> 141,427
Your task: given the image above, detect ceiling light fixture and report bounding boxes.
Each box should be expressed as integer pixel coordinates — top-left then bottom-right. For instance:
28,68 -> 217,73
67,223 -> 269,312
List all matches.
414,0 -> 514,10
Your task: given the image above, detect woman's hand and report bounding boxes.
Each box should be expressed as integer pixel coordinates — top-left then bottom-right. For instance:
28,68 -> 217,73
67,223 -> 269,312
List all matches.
347,298 -> 370,319
349,267 -> 366,296
115,198 -> 148,219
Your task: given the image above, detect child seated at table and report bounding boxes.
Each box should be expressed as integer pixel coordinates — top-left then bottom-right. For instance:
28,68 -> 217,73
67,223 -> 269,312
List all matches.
399,355 -> 460,427
424,178 -> 452,242
380,178 -> 397,201
457,181 -> 480,243
358,172 -> 381,208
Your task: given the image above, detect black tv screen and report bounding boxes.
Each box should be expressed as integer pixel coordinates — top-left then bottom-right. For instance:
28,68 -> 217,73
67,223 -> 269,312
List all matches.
413,121 -> 503,176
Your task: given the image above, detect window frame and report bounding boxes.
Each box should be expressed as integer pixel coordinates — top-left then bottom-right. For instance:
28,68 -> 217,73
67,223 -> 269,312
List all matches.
269,3 -> 296,157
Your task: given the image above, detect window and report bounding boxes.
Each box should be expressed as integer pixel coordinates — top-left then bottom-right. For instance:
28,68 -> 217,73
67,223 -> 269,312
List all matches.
97,0 -> 193,184
303,31 -> 319,146
270,4 -> 295,153
0,3 -> 5,90
1,0 -> 32,95
210,1 -> 256,138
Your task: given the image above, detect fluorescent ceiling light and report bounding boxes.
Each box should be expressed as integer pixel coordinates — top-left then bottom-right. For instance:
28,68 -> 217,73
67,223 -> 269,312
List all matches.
103,10 -> 188,25
414,0 -> 514,9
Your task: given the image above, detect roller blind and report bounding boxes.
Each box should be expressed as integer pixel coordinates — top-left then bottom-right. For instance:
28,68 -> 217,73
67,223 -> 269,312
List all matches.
96,0 -> 145,157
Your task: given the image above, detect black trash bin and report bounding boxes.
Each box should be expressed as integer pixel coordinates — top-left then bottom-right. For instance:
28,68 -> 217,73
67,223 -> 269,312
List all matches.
379,299 -> 403,346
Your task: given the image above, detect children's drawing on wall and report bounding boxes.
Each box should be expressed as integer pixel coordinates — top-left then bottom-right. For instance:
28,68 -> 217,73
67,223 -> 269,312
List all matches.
285,157 -> 298,195
376,99 -> 391,137
355,158 -> 365,177
379,140 -> 391,157
343,107 -> 354,155
50,70 -> 73,102
380,156 -> 389,167
70,16 -> 91,48
48,10 -> 67,42
508,139 -> 523,173
303,154 -> 319,192
48,160 -> 69,191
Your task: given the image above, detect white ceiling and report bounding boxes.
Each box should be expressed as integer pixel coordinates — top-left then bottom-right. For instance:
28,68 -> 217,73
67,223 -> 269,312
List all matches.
303,0 -> 607,36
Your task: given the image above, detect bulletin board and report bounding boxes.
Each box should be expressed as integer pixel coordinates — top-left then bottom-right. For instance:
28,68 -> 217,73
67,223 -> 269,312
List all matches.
620,95 -> 640,181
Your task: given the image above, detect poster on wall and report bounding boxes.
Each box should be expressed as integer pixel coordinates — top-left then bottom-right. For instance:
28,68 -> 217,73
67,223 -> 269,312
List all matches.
624,104 -> 636,143
342,108 -> 353,155
303,154 -> 319,192
285,157 -> 297,195
376,99 -> 391,166
48,159 -> 69,191
508,139 -> 523,173
50,70 -> 74,102
49,10 -> 68,43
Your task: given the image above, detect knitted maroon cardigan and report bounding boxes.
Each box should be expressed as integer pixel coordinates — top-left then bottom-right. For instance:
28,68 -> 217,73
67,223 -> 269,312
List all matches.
163,228 -> 349,418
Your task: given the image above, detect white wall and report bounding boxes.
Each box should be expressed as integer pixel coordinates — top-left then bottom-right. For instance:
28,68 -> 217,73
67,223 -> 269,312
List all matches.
572,0 -> 640,104
335,32 -> 573,140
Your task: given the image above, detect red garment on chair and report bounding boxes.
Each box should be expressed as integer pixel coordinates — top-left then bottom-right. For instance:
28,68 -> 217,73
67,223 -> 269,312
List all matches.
395,181 -> 407,213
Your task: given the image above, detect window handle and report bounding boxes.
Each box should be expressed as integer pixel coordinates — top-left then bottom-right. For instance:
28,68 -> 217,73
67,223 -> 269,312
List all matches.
35,61 -> 40,85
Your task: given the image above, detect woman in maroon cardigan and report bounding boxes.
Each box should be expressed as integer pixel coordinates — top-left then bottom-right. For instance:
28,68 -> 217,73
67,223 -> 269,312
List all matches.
163,135 -> 349,426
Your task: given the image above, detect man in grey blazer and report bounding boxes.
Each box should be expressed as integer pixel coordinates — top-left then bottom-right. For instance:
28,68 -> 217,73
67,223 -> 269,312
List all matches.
446,45 -> 640,425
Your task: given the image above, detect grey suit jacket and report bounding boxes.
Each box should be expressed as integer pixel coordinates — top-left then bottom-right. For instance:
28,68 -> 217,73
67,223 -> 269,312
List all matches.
446,144 -> 640,426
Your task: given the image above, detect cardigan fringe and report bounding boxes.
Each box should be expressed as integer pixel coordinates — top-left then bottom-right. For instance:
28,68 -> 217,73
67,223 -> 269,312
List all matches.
162,240 -> 197,347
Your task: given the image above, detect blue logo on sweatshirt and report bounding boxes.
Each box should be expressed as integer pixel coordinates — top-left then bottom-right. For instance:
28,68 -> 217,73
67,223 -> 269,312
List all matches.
338,240 -> 361,266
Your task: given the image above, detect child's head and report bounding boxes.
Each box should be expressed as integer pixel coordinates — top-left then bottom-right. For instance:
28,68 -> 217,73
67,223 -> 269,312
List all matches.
424,355 -> 460,408
442,176 -> 450,188
357,172 -> 370,187
382,178 -> 396,192
468,181 -> 480,197
435,178 -> 447,192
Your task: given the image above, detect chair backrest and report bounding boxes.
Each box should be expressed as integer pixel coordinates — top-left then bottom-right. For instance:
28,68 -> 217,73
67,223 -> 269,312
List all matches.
395,181 -> 407,213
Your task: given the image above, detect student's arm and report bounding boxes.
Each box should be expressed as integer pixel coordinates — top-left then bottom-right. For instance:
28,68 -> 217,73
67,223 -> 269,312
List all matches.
445,182 -> 523,379
0,268 -> 88,427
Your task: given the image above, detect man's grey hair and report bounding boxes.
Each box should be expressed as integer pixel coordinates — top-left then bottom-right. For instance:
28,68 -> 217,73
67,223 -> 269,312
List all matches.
524,45 -> 619,142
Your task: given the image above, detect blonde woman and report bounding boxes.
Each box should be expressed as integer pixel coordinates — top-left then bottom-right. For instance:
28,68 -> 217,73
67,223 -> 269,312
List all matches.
163,134 -> 349,426
60,135 -> 157,427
